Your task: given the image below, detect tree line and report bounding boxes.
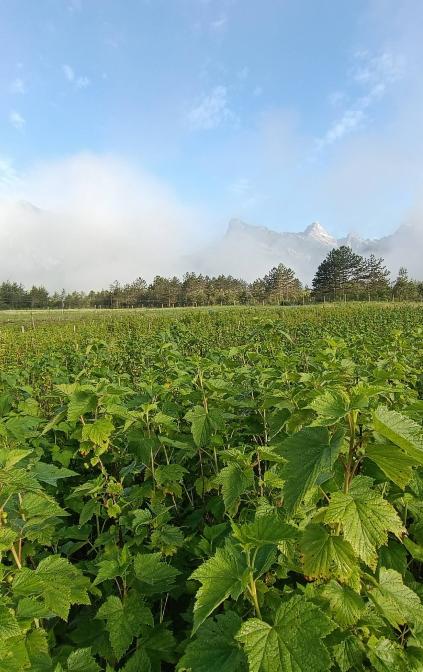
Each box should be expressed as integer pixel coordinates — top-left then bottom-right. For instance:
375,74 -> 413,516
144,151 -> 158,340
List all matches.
0,246 -> 422,309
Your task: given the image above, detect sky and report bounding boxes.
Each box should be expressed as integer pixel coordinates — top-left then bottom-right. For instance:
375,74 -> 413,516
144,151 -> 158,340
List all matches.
0,0 -> 422,288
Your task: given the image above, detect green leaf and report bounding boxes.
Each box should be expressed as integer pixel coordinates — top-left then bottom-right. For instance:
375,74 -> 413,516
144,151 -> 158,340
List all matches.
79,499 -> 100,527
92,559 -> 121,586
0,448 -> 32,469
300,525 -> 358,584
185,406 -> 211,448
121,648 -> 151,672
67,391 -> 97,423
309,389 -> 349,425
0,527 -> 17,551
82,418 -> 114,446
33,462 -> 77,486
236,595 -> 335,672
366,636 -> 407,672
324,476 -> 405,569
365,444 -> 417,488
280,427 -> 344,514
20,491 -> 68,522
155,464 -> 188,485
322,580 -> 365,626
96,592 -> 153,660
404,537 -> 423,562
13,555 -> 90,621
66,648 -> 100,672
332,635 -> 364,672
232,513 -> 298,549
0,603 -> 21,640
191,540 -> 248,633
373,407 -> 423,465
216,463 -> 254,514
25,628 -> 52,671
369,568 -> 423,628
134,552 -> 180,594
177,611 -> 247,672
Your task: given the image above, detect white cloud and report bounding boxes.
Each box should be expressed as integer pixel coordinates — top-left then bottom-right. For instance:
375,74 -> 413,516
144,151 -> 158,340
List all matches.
210,14 -> 227,31
0,158 -> 20,187
229,177 -> 251,196
316,50 -> 405,150
0,154 -> 206,290
62,64 -> 75,82
352,50 -> 405,86
9,110 -> 25,130
62,64 -> 90,90
187,85 -> 234,130
11,78 -> 25,94
328,90 -> 346,107
75,76 -> 90,89
317,109 -> 365,148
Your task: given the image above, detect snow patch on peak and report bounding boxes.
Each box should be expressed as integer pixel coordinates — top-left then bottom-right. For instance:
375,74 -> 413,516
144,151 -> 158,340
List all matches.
304,221 -> 336,245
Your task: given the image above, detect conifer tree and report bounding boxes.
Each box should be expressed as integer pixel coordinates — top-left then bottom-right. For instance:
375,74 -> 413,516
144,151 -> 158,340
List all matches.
312,246 -> 364,301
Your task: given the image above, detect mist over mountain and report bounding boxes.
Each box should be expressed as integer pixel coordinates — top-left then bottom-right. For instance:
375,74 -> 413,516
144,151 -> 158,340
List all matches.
190,218 -> 423,284
1,193 -> 422,291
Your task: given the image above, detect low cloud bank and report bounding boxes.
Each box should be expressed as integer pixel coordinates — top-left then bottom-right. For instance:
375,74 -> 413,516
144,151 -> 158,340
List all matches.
0,154 -> 205,291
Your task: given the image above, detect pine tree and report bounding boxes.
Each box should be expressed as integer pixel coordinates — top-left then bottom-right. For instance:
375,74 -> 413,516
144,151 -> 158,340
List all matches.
312,246 -> 364,301
263,264 -> 302,304
362,254 -> 390,299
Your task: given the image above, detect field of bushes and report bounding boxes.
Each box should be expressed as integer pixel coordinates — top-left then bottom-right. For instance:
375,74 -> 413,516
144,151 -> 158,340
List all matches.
0,303 -> 422,671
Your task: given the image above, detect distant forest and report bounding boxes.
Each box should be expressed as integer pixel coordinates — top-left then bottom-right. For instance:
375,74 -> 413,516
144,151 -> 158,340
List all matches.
1,246 -> 422,309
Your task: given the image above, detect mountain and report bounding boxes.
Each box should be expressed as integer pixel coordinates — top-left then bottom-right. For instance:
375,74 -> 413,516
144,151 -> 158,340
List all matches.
191,218 -> 423,284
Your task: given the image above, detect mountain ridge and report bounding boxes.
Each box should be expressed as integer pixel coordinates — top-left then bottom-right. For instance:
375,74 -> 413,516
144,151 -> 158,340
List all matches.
191,218 -> 422,283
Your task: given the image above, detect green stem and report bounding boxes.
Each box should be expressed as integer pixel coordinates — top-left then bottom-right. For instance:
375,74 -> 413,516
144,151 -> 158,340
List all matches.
248,573 -> 262,619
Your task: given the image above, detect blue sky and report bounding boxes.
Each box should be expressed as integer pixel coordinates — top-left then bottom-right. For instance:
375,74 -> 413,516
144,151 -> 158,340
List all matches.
1,0 -> 422,245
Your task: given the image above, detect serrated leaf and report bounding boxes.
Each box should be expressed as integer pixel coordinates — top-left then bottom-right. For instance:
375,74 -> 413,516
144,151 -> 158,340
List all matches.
216,463 -> 254,514
67,391 -> 97,423
0,448 -> 32,469
0,604 -> 21,640
373,407 -> 423,465
25,628 -> 52,671
33,462 -> 77,486
134,552 -> 180,593
155,464 -> 188,485
21,491 -> 68,522
79,499 -> 100,526
82,418 -> 114,446
191,540 -> 248,633
92,559 -> 121,586
96,593 -> 153,660
232,513 -> 298,549
236,595 -> 335,672
0,527 -> 17,551
366,443 -> 417,489
66,648 -> 100,672
279,427 -> 344,514
332,635 -> 364,672
366,636 -> 407,672
185,406 -> 211,448
300,525 -> 358,584
121,648 -> 151,672
309,389 -> 349,425
177,611 -> 247,672
325,476 -> 405,569
322,580 -> 365,626
404,537 -> 423,561
13,555 -> 90,621
369,568 -> 423,628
